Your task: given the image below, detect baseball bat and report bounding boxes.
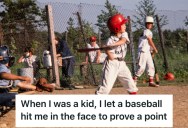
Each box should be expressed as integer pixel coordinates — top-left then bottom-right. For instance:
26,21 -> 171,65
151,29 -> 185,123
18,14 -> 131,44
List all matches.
77,46 -> 111,53
77,48 -> 101,52
152,57 -> 160,84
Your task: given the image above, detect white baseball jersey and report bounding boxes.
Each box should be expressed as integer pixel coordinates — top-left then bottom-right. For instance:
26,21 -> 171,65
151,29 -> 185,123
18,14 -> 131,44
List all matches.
21,55 -> 39,69
135,29 -> 155,77
96,32 -> 138,94
138,29 -> 152,52
87,43 -> 99,62
87,43 -> 107,63
106,32 -> 130,59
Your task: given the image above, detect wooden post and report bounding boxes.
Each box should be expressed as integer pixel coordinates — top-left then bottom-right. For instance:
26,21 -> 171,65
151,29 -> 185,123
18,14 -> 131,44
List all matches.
156,15 -> 169,72
127,16 -> 136,75
46,5 -> 60,87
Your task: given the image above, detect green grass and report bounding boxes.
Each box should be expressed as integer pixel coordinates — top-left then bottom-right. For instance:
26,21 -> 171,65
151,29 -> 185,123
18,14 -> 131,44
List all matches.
9,51 -> 188,87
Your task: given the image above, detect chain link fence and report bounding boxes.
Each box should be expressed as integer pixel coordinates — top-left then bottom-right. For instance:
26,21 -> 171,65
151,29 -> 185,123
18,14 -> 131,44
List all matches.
39,2 -> 188,85
1,2 -> 188,87
38,2 -> 188,32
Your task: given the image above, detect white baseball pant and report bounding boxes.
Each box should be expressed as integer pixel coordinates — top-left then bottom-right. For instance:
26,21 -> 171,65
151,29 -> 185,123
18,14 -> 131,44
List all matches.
96,59 -> 138,94
135,51 -> 155,77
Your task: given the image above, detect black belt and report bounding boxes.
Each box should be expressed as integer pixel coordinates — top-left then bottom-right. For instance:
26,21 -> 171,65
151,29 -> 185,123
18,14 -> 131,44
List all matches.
115,58 -> 124,61
107,57 -> 124,61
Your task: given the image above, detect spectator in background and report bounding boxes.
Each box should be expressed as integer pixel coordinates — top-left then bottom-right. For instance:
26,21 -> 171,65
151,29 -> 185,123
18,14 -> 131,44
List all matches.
55,36 -> 76,90
0,46 -> 54,106
84,36 -> 107,64
0,46 -> 33,105
18,47 -> 40,79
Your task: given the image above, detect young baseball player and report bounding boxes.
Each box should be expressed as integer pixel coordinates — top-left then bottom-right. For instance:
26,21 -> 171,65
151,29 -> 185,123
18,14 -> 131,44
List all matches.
95,14 -> 138,94
133,16 -> 159,87
85,36 -> 107,63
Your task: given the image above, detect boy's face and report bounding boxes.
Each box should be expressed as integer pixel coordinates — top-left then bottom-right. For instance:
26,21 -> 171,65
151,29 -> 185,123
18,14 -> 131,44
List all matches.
91,41 -> 96,46
146,23 -> 153,29
120,24 -> 126,33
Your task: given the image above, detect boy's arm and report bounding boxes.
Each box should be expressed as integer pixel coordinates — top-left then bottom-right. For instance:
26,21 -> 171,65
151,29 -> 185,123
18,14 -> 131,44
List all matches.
105,49 -> 114,60
56,54 -> 61,57
109,37 -> 127,47
147,37 -> 158,53
0,72 -> 31,82
18,55 -> 24,63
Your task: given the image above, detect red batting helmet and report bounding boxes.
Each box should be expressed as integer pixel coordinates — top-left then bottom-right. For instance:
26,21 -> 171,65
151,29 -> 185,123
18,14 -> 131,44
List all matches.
164,72 -> 175,81
107,14 -> 128,33
90,36 -> 97,42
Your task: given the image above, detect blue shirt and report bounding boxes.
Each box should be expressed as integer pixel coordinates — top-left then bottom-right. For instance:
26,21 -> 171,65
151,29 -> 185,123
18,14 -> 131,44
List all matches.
57,40 -> 75,77
0,64 -> 11,86
57,40 -> 72,57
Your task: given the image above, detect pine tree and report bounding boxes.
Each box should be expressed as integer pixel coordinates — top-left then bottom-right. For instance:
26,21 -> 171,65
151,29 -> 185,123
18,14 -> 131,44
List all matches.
133,0 -> 168,31
0,0 -> 45,52
96,0 -> 119,41
185,16 -> 188,26
66,17 -> 96,52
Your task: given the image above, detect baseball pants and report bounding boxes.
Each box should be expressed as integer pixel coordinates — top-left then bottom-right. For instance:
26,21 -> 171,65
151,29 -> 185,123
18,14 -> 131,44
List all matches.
96,59 -> 138,94
135,51 -> 155,77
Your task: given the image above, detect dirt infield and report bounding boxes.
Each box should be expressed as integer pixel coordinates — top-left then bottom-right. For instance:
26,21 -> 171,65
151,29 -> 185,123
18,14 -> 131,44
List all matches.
0,85 -> 188,128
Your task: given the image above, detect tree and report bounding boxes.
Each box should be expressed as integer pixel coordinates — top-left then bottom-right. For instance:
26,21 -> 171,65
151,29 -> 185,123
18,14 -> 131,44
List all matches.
185,16 -> 188,26
163,29 -> 187,53
96,0 -> 119,41
133,0 -> 168,31
66,17 -> 96,50
60,16 -> 97,62
0,0 -> 45,53
66,17 -> 77,50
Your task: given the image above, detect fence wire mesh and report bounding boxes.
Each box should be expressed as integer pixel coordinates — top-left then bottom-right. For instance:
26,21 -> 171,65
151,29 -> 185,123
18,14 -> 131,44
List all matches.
39,2 -> 188,85
0,2 -> 188,87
